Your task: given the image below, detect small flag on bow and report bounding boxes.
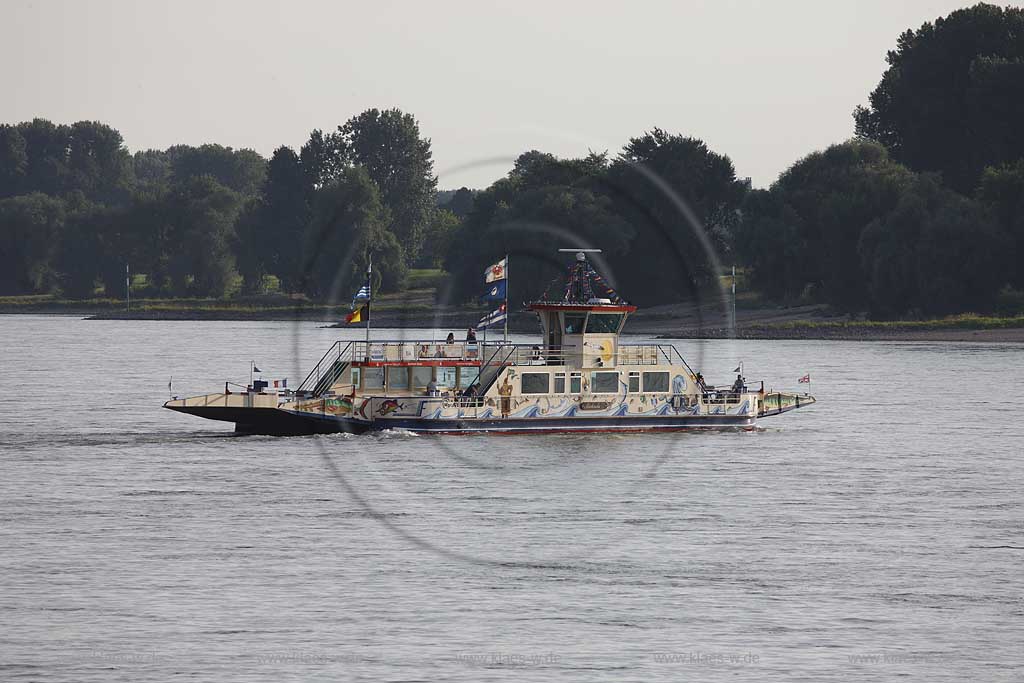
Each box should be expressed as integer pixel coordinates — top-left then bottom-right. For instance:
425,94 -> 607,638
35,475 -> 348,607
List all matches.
798,373 -> 810,383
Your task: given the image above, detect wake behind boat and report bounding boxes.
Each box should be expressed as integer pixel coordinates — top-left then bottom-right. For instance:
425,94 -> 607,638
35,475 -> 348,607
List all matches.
164,251 -> 815,435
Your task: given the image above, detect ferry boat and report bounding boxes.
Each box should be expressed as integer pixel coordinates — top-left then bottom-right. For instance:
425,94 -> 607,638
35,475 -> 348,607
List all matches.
164,252 -> 815,435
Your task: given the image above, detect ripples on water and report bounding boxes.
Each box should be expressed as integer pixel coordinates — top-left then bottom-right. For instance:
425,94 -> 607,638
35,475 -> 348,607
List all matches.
2,316 -> 1022,681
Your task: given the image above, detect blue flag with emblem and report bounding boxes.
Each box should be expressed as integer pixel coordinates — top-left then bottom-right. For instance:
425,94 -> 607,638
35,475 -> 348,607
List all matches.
481,279 -> 506,302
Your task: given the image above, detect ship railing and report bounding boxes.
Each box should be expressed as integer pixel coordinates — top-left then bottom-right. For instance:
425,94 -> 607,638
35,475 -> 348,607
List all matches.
298,341 -> 695,395
297,341 -> 354,394
701,392 -> 745,405
348,339 -> 499,363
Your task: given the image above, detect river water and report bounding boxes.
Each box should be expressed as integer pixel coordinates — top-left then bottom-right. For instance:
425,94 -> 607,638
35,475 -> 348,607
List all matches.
2,315 -> 1022,681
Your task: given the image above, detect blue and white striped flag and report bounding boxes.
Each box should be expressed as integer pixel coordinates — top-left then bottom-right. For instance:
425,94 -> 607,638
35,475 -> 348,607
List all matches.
477,303 -> 507,329
352,280 -> 370,303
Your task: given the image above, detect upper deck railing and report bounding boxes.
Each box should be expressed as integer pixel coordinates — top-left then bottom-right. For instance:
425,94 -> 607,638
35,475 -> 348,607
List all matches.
297,338 -> 697,395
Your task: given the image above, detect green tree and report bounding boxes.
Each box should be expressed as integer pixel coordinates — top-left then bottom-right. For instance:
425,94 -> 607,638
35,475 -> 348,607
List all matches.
162,176 -> 243,296
15,119 -> 71,196
441,187 -> 476,218
236,146 -> 311,291
58,197 -> 117,298
734,189 -> 806,302
737,140 -> 914,310
340,108 -> 437,265
131,149 -> 172,196
65,121 -> 131,203
299,129 -> 348,189
0,124 -> 28,198
854,3 -> 1024,193
977,160 -> 1024,289
418,208 -> 460,269
304,167 -> 406,298
0,192 -> 66,293
608,130 -> 748,304
168,144 -> 267,197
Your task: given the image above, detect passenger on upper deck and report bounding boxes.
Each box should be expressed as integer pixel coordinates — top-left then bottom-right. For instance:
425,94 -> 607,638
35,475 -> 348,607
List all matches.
466,327 -> 477,342
446,332 -> 455,344
731,374 -> 745,394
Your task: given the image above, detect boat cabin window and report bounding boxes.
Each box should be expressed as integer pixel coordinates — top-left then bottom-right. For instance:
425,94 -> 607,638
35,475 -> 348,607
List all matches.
570,372 -> 582,393
362,367 -> 384,390
521,372 -> 550,394
387,367 -> 409,390
628,371 -> 640,393
351,366 -> 361,387
458,367 -> 479,389
411,366 -> 433,389
585,313 -> 623,334
564,313 -> 586,335
591,371 -> 619,394
554,372 -> 566,393
436,367 -> 457,389
643,371 -> 669,393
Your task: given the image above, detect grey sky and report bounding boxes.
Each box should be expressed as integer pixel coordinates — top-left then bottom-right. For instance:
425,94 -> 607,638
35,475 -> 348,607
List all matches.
3,0 -> 978,189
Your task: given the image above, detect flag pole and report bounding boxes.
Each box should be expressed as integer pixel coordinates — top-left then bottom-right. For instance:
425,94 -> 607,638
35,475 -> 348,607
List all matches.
366,254 -> 372,354
503,253 -> 509,344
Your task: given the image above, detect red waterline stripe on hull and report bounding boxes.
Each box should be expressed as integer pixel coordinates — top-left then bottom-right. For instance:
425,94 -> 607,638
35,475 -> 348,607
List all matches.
389,425 -> 756,435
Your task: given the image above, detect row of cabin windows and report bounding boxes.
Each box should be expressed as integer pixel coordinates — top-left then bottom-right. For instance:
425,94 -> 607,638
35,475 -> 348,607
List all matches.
352,366 -> 479,391
520,370 -> 671,395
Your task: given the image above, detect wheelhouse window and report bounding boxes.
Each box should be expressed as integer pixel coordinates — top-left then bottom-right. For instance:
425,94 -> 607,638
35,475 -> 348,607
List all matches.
351,366 -> 361,387
591,371 -> 619,393
628,371 -> 640,393
564,313 -> 586,335
411,366 -> 433,389
362,367 -> 384,390
387,366 -> 409,390
643,371 -> 669,393
570,372 -> 582,393
521,372 -> 550,394
554,372 -> 566,393
585,313 -> 623,334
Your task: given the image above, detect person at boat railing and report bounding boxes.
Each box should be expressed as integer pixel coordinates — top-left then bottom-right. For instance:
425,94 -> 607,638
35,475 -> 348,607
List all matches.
466,327 -> 476,342
446,332 -> 455,344
695,372 -> 708,391
731,374 -> 745,395
427,378 -> 440,397
530,345 -> 544,364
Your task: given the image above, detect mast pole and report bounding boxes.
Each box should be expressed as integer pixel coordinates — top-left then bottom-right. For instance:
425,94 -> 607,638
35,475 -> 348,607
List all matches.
503,253 -> 509,344
126,263 -> 130,313
731,265 -> 736,332
366,254 -> 372,353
